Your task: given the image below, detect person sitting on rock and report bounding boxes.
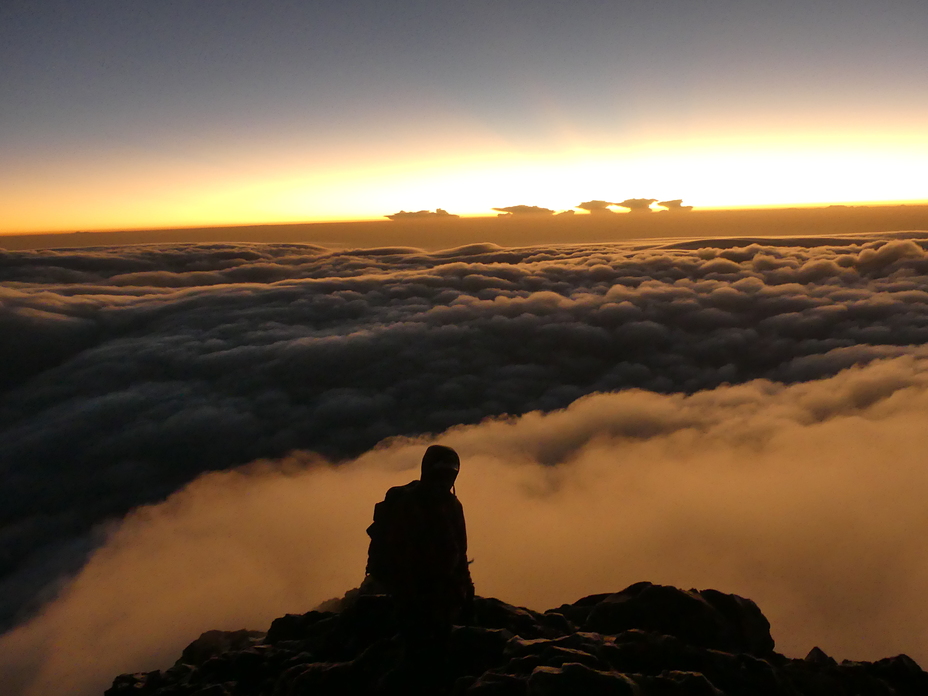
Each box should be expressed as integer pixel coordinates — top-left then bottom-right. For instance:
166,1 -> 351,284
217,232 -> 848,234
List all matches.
364,444 -> 474,658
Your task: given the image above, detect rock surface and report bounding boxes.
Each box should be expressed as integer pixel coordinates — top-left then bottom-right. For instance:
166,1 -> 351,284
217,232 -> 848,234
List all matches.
106,582 -> 928,695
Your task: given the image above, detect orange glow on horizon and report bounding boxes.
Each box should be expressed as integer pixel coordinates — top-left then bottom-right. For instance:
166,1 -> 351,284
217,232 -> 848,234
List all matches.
3,122 -> 927,235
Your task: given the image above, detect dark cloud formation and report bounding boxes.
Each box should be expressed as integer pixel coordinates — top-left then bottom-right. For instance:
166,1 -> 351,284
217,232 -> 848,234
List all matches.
577,200 -> 617,214
492,205 -> 556,216
617,197 -> 658,212
4,233 -> 928,634
385,208 -> 459,220
658,199 -> 693,212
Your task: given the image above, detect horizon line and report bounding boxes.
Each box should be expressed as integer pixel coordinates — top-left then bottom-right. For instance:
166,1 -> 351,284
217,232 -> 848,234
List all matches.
4,198 -> 928,238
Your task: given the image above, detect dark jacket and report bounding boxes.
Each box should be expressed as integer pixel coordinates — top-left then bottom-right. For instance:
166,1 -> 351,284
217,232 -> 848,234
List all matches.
366,480 -> 472,608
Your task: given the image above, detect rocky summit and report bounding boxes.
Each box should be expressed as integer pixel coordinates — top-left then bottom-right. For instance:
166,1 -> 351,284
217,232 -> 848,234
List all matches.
106,581 -> 928,695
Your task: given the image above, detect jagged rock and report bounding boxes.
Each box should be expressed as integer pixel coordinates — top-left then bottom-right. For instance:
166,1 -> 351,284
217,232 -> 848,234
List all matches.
449,626 -> 515,680
473,596 -> 567,639
463,671 -> 527,695
178,629 -> 266,667
552,582 -> 774,656
265,610 -> 334,644
527,662 -> 637,695
640,670 -> 725,695
867,654 -> 928,690
804,646 -> 836,666
106,582 -> 928,696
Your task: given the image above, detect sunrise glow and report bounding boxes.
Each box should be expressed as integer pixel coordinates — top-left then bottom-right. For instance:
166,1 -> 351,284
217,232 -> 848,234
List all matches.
4,132 -> 927,234
3,2 -> 926,235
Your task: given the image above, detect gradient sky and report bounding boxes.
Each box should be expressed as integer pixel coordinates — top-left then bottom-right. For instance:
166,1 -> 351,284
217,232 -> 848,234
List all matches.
2,0 -> 927,233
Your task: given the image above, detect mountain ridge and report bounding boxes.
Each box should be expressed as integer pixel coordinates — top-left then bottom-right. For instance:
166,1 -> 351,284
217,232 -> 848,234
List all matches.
105,581 -> 928,695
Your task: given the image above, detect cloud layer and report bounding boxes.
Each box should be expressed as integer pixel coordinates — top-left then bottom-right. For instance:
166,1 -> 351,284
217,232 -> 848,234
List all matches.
3,353 -> 928,696
3,233 -> 928,632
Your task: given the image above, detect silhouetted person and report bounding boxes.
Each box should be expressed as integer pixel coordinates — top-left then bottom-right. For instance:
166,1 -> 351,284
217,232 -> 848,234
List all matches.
365,445 -> 474,674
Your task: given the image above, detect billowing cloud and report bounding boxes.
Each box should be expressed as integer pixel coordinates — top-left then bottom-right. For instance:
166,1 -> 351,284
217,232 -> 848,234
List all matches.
3,234 -> 928,635
3,354 -> 928,695
617,197 -> 658,212
658,199 -> 694,212
385,208 -> 459,220
492,205 -> 555,216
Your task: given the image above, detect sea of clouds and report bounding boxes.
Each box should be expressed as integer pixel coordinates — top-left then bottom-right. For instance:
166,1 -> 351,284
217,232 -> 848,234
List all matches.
3,233 -> 928,694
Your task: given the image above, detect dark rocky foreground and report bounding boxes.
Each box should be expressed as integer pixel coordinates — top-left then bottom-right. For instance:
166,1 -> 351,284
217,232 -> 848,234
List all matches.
107,581 -> 927,695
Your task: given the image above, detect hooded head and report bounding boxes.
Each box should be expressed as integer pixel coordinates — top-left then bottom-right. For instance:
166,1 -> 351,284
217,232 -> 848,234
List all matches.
420,445 -> 460,491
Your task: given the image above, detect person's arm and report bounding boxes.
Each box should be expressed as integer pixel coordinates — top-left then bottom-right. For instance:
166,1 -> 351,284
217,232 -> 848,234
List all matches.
453,498 -> 476,620
454,498 -> 471,576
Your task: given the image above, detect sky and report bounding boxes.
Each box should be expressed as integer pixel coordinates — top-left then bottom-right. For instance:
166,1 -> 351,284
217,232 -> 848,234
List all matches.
5,233 -> 928,694
2,0 -> 928,234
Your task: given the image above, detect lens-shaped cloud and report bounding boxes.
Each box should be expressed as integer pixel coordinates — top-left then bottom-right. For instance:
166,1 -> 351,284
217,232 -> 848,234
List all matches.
616,198 -> 658,212
492,205 -> 556,216
385,208 -> 459,220
658,199 -> 694,212
577,200 -> 618,214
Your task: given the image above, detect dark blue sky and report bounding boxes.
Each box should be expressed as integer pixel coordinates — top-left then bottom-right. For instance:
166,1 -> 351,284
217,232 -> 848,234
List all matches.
2,0 -> 926,232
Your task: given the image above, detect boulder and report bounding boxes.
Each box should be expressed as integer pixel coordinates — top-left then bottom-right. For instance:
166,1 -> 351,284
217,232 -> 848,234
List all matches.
527,662 -> 637,696
177,629 -> 266,666
557,581 -> 774,655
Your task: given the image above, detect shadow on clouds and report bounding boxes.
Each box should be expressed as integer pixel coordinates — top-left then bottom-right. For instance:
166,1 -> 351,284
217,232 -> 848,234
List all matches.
3,354 -> 928,695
